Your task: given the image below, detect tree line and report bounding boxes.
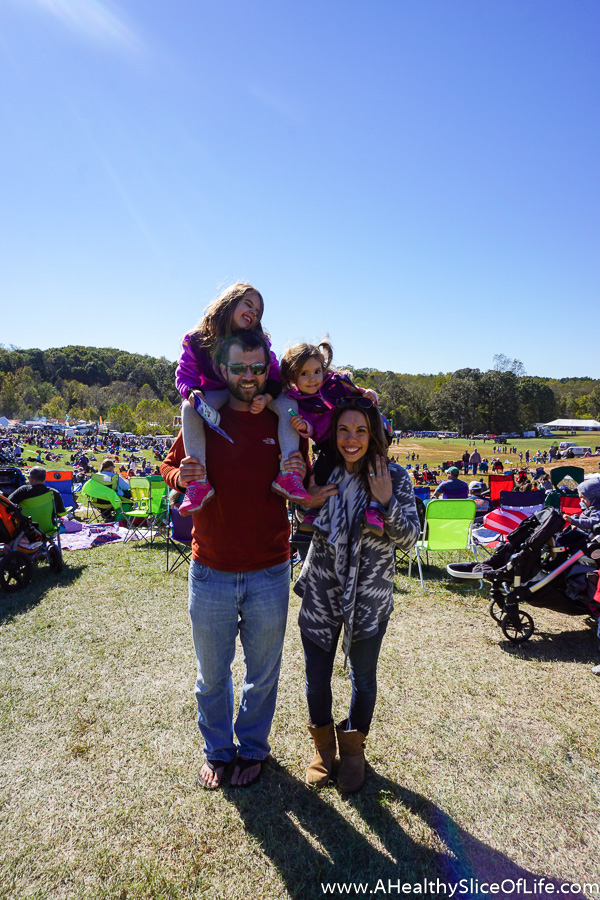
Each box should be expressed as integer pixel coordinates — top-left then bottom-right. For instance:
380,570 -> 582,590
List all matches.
1,345 -> 599,435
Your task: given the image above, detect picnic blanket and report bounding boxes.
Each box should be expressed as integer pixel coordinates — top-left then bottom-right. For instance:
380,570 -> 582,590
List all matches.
60,523 -> 146,551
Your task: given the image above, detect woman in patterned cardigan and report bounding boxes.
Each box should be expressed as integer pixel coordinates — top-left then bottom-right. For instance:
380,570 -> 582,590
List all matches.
294,397 -> 420,793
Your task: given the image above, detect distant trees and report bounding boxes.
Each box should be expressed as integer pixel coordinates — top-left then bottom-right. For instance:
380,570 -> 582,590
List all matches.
0,345 -> 180,433
0,344 -> 598,434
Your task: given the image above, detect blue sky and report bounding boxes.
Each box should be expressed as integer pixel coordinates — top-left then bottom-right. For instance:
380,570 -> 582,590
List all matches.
1,0 -> 598,379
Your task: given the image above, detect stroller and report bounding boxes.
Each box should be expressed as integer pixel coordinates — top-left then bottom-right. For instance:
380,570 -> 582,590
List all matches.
446,507 -> 600,643
0,493 -> 63,592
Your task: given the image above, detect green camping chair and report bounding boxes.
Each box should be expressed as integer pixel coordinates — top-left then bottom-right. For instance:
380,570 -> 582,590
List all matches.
408,498 -> 478,590
147,476 -> 169,544
122,477 -> 152,543
544,466 -> 585,510
80,477 -> 122,523
19,492 -> 65,539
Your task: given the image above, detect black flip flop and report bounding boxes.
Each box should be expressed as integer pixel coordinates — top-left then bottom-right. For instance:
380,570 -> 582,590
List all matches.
231,756 -> 263,788
197,758 -> 226,790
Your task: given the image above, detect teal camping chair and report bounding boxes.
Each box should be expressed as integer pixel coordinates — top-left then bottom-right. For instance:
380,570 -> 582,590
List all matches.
408,498 -> 478,590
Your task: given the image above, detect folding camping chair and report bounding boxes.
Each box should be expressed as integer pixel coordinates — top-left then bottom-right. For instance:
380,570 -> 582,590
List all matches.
122,477 -> 152,543
544,466 -> 585,511
499,490 -> 546,517
80,477 -> 122,523
559,495 -> 583,518
166,505 -> 193,573
0,467 -> 26,495
489,473 -> 515,507
147,476 -> 169,544
408,498 -> 478,590
45,470 -> 77,513
395,495 -> 427,569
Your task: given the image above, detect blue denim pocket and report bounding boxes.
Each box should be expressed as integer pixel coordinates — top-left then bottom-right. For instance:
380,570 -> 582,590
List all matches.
265,561 -> 290,578
190,561 -> 210,582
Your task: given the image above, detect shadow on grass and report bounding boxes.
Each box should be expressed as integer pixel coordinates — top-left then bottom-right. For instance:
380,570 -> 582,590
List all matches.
224,759 -> 575,899
0,556 -> 85,625
498,623 -> 598,664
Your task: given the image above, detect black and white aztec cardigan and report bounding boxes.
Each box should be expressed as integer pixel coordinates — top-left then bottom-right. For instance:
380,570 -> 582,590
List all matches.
294,462 -> 420,658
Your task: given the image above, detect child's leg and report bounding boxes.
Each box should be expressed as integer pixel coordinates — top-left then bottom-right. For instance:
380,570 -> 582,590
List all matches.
181,390 -> 230,468
179,390 -> 229,516
268,394 -> 299,467
268,395 -> 311,503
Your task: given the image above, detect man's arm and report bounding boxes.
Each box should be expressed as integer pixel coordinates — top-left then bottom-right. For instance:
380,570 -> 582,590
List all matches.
160,431 -> 206,491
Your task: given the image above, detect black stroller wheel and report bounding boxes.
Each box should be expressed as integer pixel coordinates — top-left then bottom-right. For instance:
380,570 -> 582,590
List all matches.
0,552 -> 33,593
489,597 -> 505,623
501,610 -> 534,644
48,544 -> 63,574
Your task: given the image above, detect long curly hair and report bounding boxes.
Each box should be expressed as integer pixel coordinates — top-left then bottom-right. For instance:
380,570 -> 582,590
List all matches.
188,283 -> 267,352
330,399 -> 389,490
280,340 -> 334,391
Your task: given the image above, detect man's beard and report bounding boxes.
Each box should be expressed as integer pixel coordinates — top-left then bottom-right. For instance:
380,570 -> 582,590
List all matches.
227,379 -> 265,403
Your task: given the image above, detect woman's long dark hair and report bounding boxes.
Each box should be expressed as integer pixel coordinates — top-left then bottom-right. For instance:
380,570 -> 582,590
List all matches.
331,399 -> 389,490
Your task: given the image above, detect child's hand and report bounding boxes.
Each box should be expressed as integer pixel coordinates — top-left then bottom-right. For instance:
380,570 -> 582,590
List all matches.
188,389 -> 205,403
250,394 -> 269,414
291,415 -> 313,438
362,389 -> 378,404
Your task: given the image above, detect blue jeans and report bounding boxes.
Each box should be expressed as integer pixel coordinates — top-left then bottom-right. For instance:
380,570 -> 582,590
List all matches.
301,620 -> 389,735
188,559 -> 290,763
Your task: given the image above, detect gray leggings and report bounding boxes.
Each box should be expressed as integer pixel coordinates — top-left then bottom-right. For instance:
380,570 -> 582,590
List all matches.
181,391 -> 299,472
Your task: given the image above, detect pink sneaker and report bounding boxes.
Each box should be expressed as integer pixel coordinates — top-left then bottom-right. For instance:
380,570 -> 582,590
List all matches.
298,510 -> 318,533
271,471 -> 311,503
179,480 -> 215,517
364,506 -> 384,537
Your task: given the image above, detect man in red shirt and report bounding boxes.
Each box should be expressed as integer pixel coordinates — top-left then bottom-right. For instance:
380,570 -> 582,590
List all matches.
161,331 -> 307,790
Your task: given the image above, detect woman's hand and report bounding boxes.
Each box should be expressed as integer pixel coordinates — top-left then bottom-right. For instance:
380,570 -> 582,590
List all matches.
368,455 -> 392,508
290,415 -> 313,438
178,455 -> 206,488
302,474 -> 338,509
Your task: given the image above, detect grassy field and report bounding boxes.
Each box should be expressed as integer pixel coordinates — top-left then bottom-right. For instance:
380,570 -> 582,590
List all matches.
18,443 -> 163,473
389,431 -> 600,485
1,530 -> 600,899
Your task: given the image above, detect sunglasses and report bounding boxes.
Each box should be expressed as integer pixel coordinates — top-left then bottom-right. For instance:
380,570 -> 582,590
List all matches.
336,396 -> 374,409
225,363 -> 268,376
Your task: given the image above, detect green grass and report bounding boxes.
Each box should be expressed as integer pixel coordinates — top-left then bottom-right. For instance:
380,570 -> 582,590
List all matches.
1,539 -> 600,899
19,442 -> 162,472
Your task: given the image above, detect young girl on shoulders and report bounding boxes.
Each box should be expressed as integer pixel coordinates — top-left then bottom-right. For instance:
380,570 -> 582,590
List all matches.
176,283 -> 310,515
280,340 -> 387,534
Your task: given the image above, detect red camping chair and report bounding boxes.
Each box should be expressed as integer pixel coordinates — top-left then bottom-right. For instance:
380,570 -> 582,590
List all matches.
559,495 -> 582,518
489,474 -> 515,507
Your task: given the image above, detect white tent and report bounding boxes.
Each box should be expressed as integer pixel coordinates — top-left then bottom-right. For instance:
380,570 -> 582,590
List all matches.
543,418 -> 600,429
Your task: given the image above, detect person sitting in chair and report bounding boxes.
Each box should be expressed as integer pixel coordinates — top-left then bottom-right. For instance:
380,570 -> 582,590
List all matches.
432,467 -> 469,500
99,459 -> 132,499
9,466 -> 66,515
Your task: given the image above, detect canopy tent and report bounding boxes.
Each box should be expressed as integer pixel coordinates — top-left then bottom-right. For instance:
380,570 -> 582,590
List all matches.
0,416 -> 10,427
543,418 -> 600,429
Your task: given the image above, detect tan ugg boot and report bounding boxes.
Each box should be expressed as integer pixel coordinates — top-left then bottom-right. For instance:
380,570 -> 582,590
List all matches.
336,720 -> 366,793
306,722 -> 336,787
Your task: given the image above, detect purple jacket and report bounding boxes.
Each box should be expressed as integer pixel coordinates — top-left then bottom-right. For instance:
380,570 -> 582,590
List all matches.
286,372 -> 367,445
176,332 -> 282,400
